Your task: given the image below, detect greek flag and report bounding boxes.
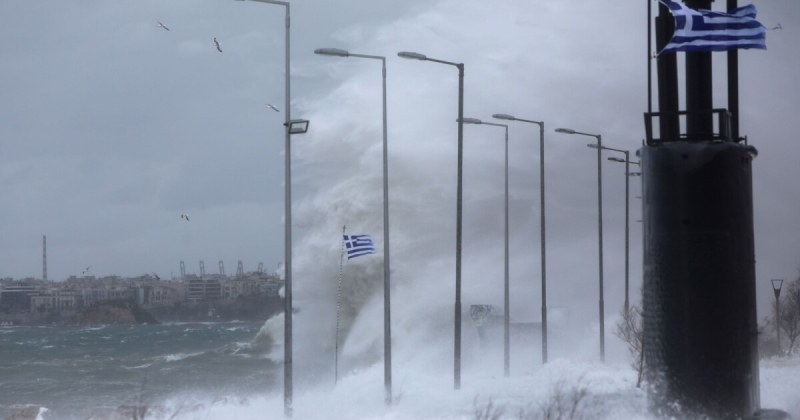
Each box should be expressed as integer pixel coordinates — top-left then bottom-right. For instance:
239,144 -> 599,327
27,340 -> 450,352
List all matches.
343,234 -> 376,259
659,0 -> 766,55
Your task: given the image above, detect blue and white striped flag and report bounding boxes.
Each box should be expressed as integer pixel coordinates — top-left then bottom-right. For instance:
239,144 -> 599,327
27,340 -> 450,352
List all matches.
343,234 -> 376,259
658,0 -> 766,55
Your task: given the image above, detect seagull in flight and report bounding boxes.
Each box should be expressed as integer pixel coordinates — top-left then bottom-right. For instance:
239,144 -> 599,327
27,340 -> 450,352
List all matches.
266,104 -> 280,112
180,213 -> 190,222
771,23 -> 782,30
213,37 -> 223,53
82,266 -> 91,275
157,21 -> 170,31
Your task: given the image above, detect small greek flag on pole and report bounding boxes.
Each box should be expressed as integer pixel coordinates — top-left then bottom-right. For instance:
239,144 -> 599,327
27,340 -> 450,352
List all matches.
658,0 -> 766,55
343,234 -> 376,259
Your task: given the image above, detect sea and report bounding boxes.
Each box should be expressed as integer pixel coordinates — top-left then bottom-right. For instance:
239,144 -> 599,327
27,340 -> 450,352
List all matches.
0,322 -> 277,419
3,323 -> 800,419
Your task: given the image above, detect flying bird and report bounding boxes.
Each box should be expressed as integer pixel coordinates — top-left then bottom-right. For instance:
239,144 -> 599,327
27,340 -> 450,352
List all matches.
771,23 -> 782,30
266,104 -> 280,112
213,37 -> 223,53
157,21 -> 170,31
82,266 -> 91,275
180,213 -> 190,222
152,273 -> 161,280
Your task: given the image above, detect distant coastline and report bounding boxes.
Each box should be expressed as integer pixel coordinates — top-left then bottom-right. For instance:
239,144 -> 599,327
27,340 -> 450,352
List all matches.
0,295 -> 283,326
1,273 -> 284,326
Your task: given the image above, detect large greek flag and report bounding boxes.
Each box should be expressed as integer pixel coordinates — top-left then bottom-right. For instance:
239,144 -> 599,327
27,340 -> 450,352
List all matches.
343,234 -> 376,259
659,0 -> 766,55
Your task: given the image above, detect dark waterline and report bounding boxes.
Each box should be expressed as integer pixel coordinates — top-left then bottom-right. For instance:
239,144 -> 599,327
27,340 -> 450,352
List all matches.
0,322 -> 277,419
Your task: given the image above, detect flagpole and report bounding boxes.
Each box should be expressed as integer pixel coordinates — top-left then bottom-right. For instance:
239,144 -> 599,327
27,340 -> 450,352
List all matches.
727,0 -> 740,141
648,0 -> 653,114
335,225 -> 346,384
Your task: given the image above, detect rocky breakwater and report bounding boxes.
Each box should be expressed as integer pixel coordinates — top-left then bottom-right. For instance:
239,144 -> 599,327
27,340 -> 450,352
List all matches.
69,299 -> 158,326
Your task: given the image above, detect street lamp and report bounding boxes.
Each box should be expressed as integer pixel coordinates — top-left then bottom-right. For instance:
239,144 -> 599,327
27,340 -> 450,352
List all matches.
285,119 -> 309,134
314,47 -> 393,405
240,0 -> 297,415
605,151 -> 640,315
555,127 -> 605,362
493,113 -> 548,365
772,279 -> 784,354
398,50 -> 465,389
461,117 -> 511,377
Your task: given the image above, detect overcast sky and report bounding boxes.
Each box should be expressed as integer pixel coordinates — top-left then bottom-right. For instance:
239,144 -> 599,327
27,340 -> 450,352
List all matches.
1,0 -> 798,324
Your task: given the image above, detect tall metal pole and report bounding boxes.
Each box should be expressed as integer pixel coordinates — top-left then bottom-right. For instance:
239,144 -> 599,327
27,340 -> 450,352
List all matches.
655,0 -> 680,140
249,0 -> 292,414
397,52 -> 464,389
315,48 -> 393,404
282,3 -> 292,416
555,128 -> 604,362
624,151 -> 630,315
503,125 -> 510,376
493,114 -> 547,364
462,118 -> 510,375
608,150 -> 638,314
538,122 -> 546,364
596,134 -> 605,362
684,0 -> 714,140
727,0 -> 740,141
454,62 -> 464,390
647,0 -> 653,115
379,56 -> 392,405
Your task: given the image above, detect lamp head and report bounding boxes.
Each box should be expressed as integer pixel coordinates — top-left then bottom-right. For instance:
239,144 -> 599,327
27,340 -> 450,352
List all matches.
555,128 -> 576,134
398,51 -> 427,60
492,113 -> 516,121
460,117 -> 483,125
772,279 -> 784,291
315,48 -> 350,57
285,119 -> 310,134
608,157 -> 626,162
587,144 -> 601,149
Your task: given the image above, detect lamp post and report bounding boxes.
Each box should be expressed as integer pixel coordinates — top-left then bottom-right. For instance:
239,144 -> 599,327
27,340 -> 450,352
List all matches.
241,0 -> 298,415
398,50 -> 464,389
772,279 -> 784,353
555,127 -> 605,362
493,113 -> 548,364
314,47 -> 393,405
605,151 -> 640,315
284,115 -> 308,417
461,117 -> 510,377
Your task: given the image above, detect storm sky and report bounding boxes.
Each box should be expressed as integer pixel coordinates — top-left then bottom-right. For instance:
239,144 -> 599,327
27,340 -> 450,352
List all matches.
1,0 -> 798,322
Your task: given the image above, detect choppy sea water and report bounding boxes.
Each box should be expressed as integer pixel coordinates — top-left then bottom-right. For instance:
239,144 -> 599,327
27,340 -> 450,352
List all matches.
0,322 -> 277,419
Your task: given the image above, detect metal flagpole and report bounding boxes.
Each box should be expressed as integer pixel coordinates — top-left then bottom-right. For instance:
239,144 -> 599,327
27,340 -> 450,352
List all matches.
335,225 -> 346,384
648,0 -> 653,114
